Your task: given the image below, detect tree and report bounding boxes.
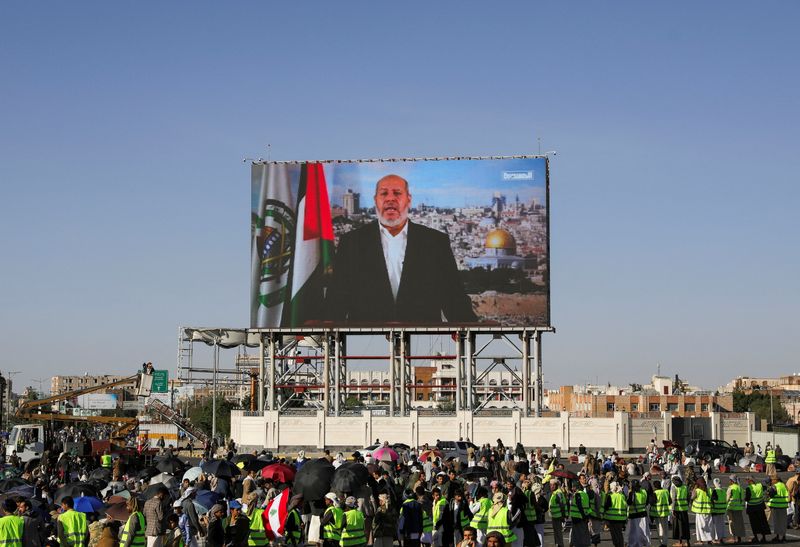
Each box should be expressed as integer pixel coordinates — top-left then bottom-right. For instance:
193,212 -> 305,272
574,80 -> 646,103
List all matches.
733,389 -> 790,424
345,396 -> 363,408
187,397 -> 236,438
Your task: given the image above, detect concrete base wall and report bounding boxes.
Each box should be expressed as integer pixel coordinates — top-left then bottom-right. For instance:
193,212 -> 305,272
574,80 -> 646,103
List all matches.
231,410 -> 753,452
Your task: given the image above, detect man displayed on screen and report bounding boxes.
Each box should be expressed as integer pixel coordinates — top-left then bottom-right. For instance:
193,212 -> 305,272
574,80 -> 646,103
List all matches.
325,174 -> 477,324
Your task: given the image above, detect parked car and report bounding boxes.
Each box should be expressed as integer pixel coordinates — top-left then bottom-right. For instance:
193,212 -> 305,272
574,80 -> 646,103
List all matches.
684,439 -> 743,464
436,440 -> 478,462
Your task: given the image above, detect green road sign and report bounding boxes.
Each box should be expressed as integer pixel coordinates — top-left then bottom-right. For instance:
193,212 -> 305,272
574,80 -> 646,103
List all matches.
152,370 -> 168,393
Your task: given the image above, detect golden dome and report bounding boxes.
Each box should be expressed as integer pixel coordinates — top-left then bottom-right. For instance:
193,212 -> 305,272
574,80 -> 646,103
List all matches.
485,229 -> 516,250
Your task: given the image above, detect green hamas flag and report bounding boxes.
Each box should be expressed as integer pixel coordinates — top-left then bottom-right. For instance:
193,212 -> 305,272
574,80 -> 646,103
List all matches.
251,163 -> 295,327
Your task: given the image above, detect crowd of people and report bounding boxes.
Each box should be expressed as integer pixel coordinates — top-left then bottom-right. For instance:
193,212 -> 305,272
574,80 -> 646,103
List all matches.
1,436 -> 800,547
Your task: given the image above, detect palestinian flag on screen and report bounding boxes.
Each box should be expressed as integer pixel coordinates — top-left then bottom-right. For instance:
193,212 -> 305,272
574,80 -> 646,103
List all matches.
283,162 -> 334,327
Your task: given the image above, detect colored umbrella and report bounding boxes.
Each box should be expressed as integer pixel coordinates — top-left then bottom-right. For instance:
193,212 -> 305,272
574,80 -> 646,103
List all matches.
194,489 -> 220,510
183,466 -> 202,482
372,447 -> 398,462
419,449 -> 443,462
74,496 -> 104,514
201,459 -> 240,478
293,458 -> 335,502
261,463 -> 296,483
55,483 -> 99,504
107,493 -> 131,504
551,469 -> 578,480
104,501 -> 130,522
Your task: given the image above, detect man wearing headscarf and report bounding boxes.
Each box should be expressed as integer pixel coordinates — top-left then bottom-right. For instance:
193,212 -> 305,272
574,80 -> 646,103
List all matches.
486,493 -> 515,547
603,482 -> 626,547
567,476 -> 591,547
709,478 -> 728,543
649,479 -> 670,547
205,504 -> 226,547
726,475 -> 746,542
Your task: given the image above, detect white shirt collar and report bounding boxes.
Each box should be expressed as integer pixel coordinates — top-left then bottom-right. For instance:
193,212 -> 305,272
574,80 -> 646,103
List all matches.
378,220 -> 409,239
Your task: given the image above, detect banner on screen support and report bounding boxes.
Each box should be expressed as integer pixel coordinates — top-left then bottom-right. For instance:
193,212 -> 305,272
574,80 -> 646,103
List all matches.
250,156 -> 550,328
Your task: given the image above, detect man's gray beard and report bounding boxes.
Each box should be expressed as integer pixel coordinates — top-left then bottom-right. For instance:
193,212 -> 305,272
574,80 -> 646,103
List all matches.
377,211 -> 408,228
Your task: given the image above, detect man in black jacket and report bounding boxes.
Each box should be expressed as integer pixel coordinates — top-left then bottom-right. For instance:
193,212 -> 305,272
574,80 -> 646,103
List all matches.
326,174 -> 477,325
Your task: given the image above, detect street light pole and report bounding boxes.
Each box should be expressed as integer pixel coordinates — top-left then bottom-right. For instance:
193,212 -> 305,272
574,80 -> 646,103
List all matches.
770,389 -> 776,445
5,371 -> 21,428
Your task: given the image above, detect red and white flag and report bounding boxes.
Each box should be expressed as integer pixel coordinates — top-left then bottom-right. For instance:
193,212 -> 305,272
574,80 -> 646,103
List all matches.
263,487 -> 291,540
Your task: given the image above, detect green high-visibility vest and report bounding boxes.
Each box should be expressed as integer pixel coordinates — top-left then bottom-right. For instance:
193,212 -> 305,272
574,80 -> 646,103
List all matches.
598,491 -> 607,520
747,483 -> 764,507
0,515 -> 24,547
604,492 -> 627,521
767,482 -> 789,509
711,488 -> 727,515
569,490 -> 588,520
650,489 -> 670,518
119,512 -> 145,547
339,509 -> 365,547
628,490 -> 648,517
691,489 -> 711,515
422,509 -> 433,533
470,497 -> 492,530
765,450 -> 777,464
727,483 -> 745,512
59,509 -> 88,547
549,490 -> 566,519
247,508 -> 268,547
673,485 -> 689,511
487,506 -> 517,544
523,492 -> 537,522
285,510 -> 302,545
322,506 -> 344,541
432,498 -> 447,526
101,454 -> 113,468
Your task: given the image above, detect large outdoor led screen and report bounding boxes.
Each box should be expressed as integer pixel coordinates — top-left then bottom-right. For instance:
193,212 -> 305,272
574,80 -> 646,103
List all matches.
251,156 -> 550,328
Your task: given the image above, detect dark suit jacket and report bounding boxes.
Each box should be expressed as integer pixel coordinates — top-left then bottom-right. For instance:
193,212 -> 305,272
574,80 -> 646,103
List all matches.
325,220 -> 477,324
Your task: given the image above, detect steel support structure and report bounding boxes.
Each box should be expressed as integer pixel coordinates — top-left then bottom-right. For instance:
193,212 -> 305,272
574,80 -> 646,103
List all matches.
245,326 -> 553,416
176,326 -> 551,418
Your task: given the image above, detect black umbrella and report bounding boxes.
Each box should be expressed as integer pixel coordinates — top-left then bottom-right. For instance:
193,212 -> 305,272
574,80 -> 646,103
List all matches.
232,454 -> 256,464
514,461 -> 530,474
136,466 -> 161,480
201,459 -> 241,478
331,467 -> 364,494
142,483 -> 173,501
155,458 -> 186,474
243,459 -> 270,473
460,466 -> 493,480
338,462 -> 371,484
55,483 -> 99,504
90,467 -> 112,481
293,458 -> 335,502
0,477 -> 29,490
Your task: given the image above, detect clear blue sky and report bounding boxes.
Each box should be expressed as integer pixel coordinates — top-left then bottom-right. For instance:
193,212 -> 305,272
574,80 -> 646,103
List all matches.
2,2 -> 798,393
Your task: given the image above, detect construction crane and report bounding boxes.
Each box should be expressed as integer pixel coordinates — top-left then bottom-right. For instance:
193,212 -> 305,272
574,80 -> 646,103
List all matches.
8,372 -> 154,463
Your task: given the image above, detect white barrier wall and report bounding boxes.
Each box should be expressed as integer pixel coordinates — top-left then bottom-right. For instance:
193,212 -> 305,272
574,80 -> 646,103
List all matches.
751,431 -> 799,455
231,410 -> 753,452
